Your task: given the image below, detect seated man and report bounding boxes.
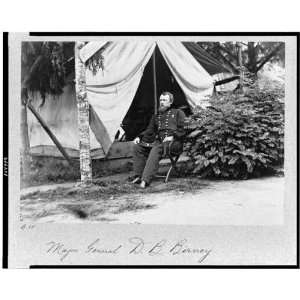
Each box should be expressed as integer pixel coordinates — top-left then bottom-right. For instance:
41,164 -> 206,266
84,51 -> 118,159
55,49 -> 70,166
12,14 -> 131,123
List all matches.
131,91 -> 186,188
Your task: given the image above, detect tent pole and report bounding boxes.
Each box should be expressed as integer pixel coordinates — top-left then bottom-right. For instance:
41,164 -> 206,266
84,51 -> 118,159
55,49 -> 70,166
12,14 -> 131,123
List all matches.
152,48 -> 158,115
27,101 -> 72,165
237,42 -> 244,93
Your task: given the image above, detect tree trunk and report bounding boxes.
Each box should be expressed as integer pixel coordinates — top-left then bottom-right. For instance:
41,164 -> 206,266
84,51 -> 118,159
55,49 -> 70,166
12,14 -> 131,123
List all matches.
247,42 -> 257,73
75,42 -> 92,185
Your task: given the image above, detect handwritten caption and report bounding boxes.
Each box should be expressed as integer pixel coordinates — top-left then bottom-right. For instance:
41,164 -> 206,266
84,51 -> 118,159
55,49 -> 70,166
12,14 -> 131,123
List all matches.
45,237 -> 212,264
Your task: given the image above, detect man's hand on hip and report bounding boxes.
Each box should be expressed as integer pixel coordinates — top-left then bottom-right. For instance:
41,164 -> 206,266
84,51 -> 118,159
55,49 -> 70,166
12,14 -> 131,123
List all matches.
133,137 -> 140,144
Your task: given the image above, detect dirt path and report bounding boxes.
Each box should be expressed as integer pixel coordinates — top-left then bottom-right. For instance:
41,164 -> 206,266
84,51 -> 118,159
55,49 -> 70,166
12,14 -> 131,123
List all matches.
112,177 -> 284,225
20,175 -> 284,225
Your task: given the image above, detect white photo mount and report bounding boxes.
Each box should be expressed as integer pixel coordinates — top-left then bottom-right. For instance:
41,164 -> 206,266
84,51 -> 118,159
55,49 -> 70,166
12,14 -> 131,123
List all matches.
3,32 -> 299,268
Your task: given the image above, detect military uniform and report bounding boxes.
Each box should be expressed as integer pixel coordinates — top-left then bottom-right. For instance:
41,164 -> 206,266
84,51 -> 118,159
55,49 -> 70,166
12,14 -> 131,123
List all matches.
132,107 -> 186,184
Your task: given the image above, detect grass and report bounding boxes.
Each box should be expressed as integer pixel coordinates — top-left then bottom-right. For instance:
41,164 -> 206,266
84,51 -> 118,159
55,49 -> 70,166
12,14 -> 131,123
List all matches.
21,178 -> 210,202
20,177 -> 211,222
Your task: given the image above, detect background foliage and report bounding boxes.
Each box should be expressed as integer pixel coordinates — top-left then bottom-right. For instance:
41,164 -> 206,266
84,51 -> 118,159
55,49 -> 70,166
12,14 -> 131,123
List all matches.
183,78 -> 284,179
198,42 -> 285,75
21,42 -> 74,106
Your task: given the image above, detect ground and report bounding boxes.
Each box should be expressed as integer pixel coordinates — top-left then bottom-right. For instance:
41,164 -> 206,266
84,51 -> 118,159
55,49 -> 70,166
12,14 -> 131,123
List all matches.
20,173 -> 284,225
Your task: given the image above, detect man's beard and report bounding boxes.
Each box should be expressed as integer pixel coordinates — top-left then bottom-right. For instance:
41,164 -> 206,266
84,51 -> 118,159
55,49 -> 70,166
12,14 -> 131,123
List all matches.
158,105 -> 170,113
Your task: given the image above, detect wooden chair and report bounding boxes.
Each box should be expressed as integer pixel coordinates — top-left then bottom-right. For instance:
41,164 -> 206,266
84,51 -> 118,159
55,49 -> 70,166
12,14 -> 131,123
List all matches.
164,153 -> 181,183
158,115 -> 197,183
156,154 -> 181,183
156,140 -> 184,183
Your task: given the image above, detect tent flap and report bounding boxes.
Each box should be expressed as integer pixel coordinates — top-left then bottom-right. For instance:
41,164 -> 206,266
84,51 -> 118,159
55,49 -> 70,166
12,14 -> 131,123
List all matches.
183,42 -> 231,75
85,41 -> 156,154
157,41 -> 214,107
80,41 -> 108,63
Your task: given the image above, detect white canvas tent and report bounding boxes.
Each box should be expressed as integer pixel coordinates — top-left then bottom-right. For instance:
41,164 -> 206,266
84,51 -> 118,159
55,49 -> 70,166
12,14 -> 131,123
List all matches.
28,40 -> 222,159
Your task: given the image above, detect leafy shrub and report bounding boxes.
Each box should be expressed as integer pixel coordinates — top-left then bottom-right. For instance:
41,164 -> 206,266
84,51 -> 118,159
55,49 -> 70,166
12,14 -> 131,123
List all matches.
183,79 -> 284,179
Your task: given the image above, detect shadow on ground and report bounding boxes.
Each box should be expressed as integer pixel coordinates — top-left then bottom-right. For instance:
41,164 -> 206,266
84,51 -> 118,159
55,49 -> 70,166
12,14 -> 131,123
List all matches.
20,177 -> 210,222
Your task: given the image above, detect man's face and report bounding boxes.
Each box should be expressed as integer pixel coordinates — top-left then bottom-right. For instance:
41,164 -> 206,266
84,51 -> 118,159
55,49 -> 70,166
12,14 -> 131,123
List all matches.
159,94 -> 172,110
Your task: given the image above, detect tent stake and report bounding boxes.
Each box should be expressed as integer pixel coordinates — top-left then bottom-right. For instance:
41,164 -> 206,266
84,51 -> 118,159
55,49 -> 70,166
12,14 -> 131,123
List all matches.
152,48 -> 158,114
27,101 -> 72,165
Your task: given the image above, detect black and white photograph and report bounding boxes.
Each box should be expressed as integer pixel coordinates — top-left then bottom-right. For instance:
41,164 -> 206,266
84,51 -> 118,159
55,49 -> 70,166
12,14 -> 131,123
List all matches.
19,39 -> 286,224
3,33 -> 298,267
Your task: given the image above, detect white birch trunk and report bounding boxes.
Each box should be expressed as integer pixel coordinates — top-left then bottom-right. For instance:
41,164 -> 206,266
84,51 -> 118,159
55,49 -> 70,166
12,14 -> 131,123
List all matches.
75,42 -> 92,185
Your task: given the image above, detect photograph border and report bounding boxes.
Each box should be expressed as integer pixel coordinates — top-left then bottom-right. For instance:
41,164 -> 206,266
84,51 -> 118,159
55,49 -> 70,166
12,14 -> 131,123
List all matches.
2,32 -> 299,269
3,32 -> 9,269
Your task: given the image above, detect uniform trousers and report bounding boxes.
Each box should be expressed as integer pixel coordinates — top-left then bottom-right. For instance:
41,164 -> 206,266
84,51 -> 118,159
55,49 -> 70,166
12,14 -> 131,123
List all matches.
132,140 -> 183,183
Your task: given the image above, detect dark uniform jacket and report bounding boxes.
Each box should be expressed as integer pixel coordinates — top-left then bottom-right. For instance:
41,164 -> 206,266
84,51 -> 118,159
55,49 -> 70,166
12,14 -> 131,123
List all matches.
139,107 -> 186,143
